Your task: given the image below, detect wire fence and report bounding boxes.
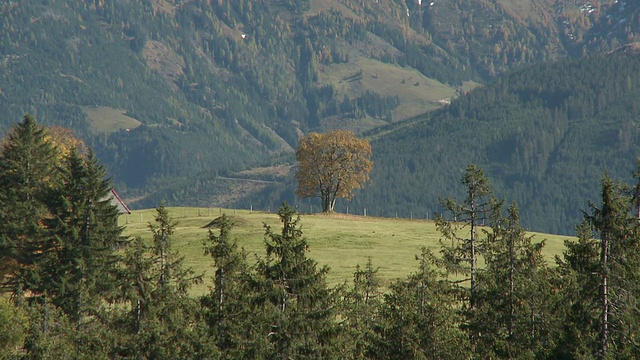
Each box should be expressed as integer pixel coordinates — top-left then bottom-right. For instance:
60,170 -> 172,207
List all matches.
119,203 -> 438,226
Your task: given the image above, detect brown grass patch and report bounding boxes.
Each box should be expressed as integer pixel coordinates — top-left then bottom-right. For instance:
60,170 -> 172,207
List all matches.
236,164 -> 294,178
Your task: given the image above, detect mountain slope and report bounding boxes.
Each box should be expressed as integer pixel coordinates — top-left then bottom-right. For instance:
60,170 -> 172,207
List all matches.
353,50 -> 640,234
0,0 -> 464,189
1,0 -> 638,218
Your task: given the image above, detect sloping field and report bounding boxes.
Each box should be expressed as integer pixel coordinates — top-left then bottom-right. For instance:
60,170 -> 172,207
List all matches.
120,207 -> 572,296
83,106 -> 142,134
319,57 -> 461,121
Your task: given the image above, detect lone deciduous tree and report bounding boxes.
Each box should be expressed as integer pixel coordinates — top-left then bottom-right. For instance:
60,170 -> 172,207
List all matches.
295,130 -> 372,212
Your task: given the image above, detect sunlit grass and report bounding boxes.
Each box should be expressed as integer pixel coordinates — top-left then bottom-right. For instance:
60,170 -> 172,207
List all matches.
83,106 -> 142,134
120,207 -> 574,296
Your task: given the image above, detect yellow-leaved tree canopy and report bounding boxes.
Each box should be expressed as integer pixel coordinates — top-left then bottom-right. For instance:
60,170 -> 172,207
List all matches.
295,130 -> 373,212
44,125 -> 88,161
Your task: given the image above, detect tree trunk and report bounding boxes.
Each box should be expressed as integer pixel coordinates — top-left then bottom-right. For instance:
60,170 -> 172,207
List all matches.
217,268 -> 225,340
160,232 -> 167,286
508,220 -> 515,342
321,191 -> 330,212
600,230 -> 609,358
135,299 -> 142,334
470,198 -> 476,312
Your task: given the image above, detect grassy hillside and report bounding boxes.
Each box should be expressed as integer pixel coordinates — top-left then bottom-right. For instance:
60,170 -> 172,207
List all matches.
83,106 -> 142,134
120,207 -> 572,296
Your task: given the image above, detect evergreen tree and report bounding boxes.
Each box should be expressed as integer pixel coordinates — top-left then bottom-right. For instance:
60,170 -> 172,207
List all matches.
590,173 -> 640,358
554,220 -> 601,359
149,202 -> 177,288
342,258 -> 382,359
436,163 -> 502,345
475,203 -> 556,358
200,214 -> 254,357
554,173 -> 640,359
0,117 -> 123,356
0,115 -> 58,299
372,248 -> 470,359
115,236 -> 155,336
256,202 -> 342,358
114,204 -> 211,358
41,149 -> 123,325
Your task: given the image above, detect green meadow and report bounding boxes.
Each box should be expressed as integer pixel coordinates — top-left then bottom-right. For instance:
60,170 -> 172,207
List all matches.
120,207 -> 573,296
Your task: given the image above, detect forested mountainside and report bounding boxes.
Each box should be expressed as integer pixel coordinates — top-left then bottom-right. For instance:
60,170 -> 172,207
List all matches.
1,0 -> 639,232
353,50 -> 640,235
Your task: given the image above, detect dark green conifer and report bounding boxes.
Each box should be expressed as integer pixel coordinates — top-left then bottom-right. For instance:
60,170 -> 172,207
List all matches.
0,115 -> 58,299
436,163 -> 503,346
42,149 -> 123,325
475,203 -> 556,358
555,173 -> 640,359
257,202 -> 342,358
343,258 -> 381,359
200,214 -> 253,356
115,204 -> 209,358
373,248 -> 470,359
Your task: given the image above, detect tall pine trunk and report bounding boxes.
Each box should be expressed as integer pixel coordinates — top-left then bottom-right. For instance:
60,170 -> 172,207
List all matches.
600,229 -> 609,357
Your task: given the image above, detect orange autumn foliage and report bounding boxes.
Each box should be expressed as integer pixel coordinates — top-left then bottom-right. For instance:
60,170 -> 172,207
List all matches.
295,130 -> 372,212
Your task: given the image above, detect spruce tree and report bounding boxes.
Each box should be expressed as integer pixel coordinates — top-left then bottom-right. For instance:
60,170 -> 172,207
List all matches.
114,204 -> 210,358
149,202 -> 177,288
373,248 -> 470,359
115,237 -> 155,336
343,258 -> 382,359
41,149 -> 123,325
554,220 -> 601,359
200,214 -> 252,356
590,173 -> 640,358
475,203 -> 555,358
0,115 -> 58,299
555,173 -> 640,359
436,163 -> 502,345
256,202 -> 342,358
